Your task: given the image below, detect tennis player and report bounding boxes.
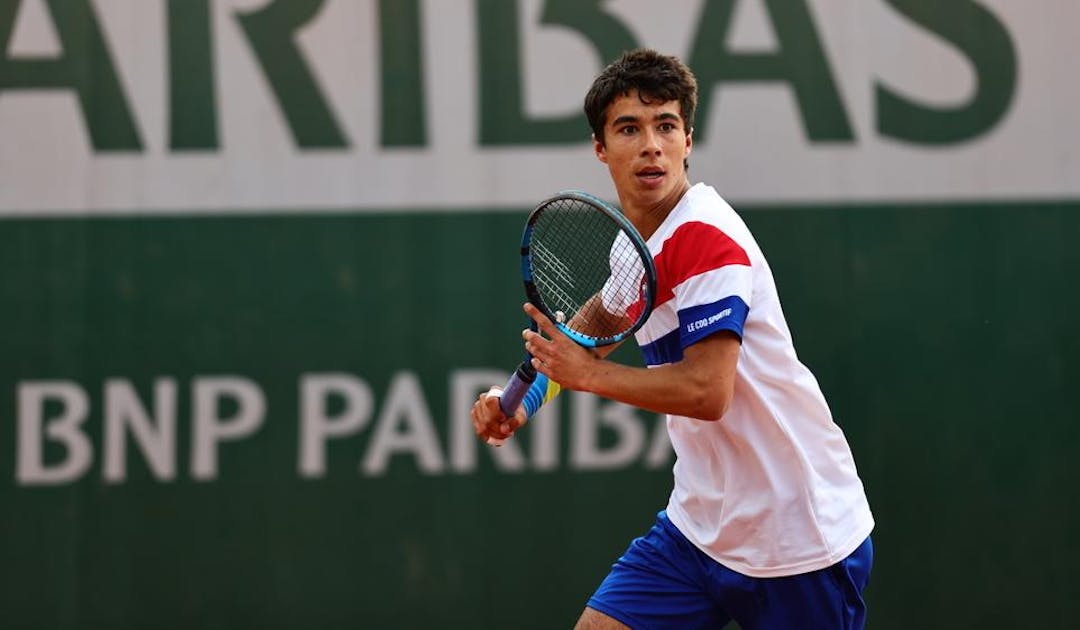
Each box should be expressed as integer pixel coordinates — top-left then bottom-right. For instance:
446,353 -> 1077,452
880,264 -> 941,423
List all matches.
472,48 -> 874,630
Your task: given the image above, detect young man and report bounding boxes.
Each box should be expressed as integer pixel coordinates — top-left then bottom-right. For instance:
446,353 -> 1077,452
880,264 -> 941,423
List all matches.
472,49 -> 874,630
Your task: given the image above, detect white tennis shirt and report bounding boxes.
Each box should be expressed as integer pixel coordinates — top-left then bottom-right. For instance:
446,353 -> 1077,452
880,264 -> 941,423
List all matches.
628,183 -> 874,578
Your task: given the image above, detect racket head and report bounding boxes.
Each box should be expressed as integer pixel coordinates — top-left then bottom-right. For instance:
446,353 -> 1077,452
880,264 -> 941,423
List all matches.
520,190 -> 656,347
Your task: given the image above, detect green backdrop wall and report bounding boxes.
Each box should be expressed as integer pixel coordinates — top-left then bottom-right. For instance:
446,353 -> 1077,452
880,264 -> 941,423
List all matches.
2,202 -> 1077,628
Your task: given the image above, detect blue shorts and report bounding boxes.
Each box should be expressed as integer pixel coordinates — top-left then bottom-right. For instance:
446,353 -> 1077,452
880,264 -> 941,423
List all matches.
586,511 -> 873,630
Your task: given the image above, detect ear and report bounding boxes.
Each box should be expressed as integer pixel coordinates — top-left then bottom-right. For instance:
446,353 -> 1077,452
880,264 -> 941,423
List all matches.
685,126 -> 693,156
593,133 -> 608,164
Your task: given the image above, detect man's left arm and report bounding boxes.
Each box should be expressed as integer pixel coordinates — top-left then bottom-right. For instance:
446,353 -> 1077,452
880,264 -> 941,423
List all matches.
523,303 -> 739,421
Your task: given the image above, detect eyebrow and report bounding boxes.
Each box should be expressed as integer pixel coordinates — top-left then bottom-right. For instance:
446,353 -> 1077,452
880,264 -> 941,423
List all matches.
611,112 -> 681,126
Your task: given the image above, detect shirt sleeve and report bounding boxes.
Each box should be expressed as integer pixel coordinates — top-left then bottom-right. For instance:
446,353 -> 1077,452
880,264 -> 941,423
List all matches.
658,221 -> 752,348
600,231 -> 647,318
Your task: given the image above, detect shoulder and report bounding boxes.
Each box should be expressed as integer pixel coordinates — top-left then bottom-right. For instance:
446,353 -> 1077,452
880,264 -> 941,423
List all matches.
683,183 -> 735,216
652,184 -> 748,261
657,184 -> 737,236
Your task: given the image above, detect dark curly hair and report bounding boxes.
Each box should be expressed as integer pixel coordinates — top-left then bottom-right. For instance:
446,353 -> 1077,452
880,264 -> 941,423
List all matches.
584,49 -> 698,146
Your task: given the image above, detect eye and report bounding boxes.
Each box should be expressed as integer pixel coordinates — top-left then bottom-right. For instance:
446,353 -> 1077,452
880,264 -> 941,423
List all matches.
658,122 -> 677,132
617,125 -> 638,136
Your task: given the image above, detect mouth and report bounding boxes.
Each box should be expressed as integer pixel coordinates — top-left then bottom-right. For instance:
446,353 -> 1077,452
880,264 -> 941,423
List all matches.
636,167 -> 666,181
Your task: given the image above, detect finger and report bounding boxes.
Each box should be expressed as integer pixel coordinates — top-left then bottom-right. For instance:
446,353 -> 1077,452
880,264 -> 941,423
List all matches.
523,303 -> 560,337
487,422 -> 520,443
472,387 -> 511,437
481,415 -> 527,446
471,401 -> 489,427
479,416 -> 508,439
480,419 -> 510,443
523,329 -> 548,361
477,388 -> 508,417
523,337 -> 541,361
531,356 -> 551,379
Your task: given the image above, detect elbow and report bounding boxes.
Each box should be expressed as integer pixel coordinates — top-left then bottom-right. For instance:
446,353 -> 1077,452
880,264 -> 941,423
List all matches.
674,353 -> 737,421
698,399 -> 729,422
688,388 -> 731,422
679,337 -> 739,421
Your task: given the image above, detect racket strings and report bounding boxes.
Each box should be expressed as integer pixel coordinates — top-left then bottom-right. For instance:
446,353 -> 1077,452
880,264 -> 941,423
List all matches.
531,240 -> 577,294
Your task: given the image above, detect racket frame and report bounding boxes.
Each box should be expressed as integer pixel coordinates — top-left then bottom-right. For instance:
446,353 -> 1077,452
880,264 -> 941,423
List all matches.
521,190 -> 657,347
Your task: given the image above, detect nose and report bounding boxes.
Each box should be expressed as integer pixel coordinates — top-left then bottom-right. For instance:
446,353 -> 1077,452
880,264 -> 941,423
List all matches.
639,128 -> 661,156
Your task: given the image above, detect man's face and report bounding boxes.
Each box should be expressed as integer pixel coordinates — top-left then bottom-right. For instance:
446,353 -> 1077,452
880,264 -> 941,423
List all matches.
594,90 -> 692,213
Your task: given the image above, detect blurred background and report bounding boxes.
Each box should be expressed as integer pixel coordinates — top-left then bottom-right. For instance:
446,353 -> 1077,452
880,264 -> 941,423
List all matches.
1,1 -> 1077,628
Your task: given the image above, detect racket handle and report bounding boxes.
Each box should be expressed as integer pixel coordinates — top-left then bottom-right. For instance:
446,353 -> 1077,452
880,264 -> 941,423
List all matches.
498,360 -> 537,417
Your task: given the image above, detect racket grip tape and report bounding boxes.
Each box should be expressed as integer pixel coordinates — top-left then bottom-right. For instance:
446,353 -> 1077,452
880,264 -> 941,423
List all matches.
498,360 -> 537,417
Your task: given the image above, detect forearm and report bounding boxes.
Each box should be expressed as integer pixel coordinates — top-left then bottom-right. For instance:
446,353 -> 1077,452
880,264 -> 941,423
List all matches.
582,359 -> 730,421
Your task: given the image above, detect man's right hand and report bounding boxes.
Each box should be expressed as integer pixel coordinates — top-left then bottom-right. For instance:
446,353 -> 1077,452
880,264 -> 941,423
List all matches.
471,386 -> 528,446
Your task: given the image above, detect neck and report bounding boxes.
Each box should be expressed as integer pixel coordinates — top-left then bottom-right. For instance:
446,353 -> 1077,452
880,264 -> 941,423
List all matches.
623,179 -> 691,240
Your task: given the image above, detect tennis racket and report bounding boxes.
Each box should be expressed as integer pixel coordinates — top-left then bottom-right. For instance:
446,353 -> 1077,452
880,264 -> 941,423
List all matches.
497,190 -> 658,418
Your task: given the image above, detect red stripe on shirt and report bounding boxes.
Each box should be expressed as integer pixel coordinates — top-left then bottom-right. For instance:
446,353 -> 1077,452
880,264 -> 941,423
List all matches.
652,221 -> 750,308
